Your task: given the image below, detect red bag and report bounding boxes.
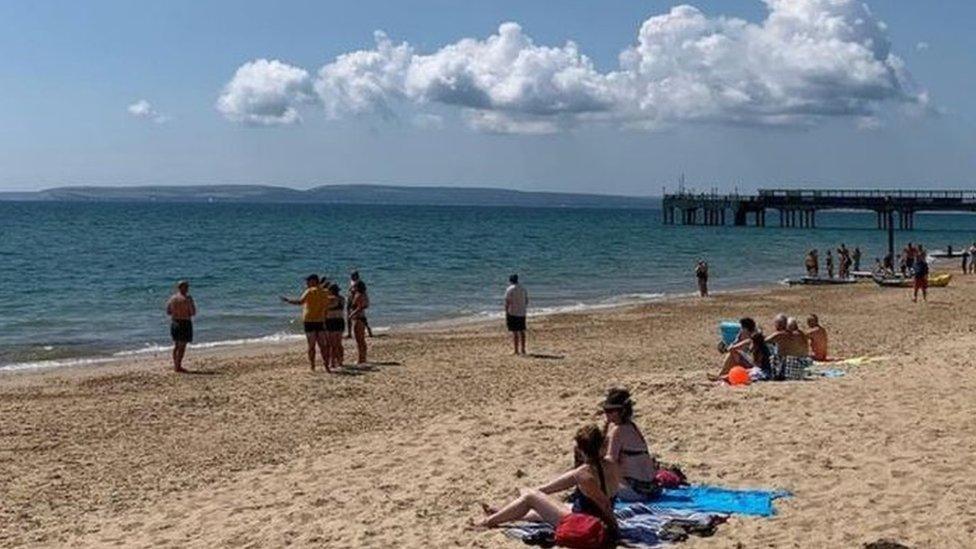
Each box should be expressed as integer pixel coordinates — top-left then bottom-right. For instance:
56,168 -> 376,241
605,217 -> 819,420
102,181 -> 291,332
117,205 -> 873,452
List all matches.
555,513 -> 606,549
653,468 -> 687,489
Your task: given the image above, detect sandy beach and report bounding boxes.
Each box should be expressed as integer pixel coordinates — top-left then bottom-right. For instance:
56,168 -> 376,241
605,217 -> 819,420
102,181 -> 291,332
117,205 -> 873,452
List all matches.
2,275 -> 976,548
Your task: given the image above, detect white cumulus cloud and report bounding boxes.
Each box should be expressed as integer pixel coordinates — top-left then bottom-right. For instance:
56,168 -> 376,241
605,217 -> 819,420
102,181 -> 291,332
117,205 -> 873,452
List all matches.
217,59 -> 315,125
127,99 -> 168,123
218,0 -> 928,133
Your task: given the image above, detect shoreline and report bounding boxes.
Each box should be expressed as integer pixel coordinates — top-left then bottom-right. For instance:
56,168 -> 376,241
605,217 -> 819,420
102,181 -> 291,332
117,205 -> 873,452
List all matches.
0,281 -> 775,376
2,274 -> 975,546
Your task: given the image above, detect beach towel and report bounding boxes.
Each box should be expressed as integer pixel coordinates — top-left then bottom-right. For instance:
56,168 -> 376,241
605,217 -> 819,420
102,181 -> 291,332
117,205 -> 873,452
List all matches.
505,507 -> 718,548
650,485 -> 790,517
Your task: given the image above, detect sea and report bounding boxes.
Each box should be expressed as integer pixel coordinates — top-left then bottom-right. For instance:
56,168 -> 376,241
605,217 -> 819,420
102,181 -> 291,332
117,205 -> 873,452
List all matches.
2,201 -> 975,371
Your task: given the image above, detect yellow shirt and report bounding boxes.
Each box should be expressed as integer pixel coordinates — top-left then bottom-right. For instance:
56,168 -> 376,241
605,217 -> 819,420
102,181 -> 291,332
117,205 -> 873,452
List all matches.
300,287 -> 329,322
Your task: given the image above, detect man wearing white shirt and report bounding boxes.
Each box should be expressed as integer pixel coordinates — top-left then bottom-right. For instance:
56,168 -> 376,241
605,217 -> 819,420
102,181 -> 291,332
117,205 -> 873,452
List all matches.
504,274 -> 529,355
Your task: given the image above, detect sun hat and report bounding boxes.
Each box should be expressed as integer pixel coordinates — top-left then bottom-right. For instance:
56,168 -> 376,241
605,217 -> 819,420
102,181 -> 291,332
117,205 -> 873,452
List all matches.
601,388 -> 633,410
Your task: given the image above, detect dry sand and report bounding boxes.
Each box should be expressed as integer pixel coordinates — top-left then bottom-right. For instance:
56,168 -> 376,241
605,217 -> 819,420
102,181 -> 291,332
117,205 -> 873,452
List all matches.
2,276 -> 976,548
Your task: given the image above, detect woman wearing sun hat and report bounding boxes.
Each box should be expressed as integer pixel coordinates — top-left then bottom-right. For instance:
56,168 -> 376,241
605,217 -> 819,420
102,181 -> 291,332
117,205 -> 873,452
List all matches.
601,388 -> 659,501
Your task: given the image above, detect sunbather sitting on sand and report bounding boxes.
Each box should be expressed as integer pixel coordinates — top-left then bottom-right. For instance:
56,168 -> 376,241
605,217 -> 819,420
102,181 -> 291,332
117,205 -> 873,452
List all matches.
476,424 -> 620,541
601,388 -> 658,501
766,315 -> 810,358
806,314 -> 829,361
712,317 -> 771,379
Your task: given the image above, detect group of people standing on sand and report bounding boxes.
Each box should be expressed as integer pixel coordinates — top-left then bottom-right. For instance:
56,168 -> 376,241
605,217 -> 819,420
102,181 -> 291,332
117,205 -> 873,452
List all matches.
475,388 -> 676,545
804,244 -> 861,279
280,271 -> 371,372
712,313 -> 828,382
164,271 -> 371,373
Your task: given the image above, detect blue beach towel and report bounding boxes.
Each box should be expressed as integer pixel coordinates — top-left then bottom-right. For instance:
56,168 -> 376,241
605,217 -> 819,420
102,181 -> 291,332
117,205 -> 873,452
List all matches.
649,485 -> 790,517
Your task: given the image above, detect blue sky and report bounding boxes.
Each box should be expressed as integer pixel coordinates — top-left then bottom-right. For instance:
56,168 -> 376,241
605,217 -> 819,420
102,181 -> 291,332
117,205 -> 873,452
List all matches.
0,0 -> 973,194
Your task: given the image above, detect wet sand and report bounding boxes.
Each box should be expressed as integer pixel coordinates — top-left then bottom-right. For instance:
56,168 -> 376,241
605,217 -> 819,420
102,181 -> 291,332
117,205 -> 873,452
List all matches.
2,274 -> 975,547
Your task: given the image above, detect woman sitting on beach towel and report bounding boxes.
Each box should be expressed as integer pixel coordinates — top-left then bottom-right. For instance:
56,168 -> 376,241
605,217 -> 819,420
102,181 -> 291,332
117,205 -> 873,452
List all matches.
476,424 -> 620,541
601,388 -> 659,501
712,317 -> 770,380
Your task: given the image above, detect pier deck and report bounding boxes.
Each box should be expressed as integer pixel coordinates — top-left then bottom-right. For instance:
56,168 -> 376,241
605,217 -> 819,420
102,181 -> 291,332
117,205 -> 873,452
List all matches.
661,189 -> 976,230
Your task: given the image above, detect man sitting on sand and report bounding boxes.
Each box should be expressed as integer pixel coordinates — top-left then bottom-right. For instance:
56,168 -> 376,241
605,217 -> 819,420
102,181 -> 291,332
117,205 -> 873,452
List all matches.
165,280 -> 196,373
766,314 -> 809,358
806,314 -> 829,361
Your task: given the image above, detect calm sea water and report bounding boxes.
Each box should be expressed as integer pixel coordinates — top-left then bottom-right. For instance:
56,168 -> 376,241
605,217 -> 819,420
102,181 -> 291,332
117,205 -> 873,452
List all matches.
2,201 -> 975,369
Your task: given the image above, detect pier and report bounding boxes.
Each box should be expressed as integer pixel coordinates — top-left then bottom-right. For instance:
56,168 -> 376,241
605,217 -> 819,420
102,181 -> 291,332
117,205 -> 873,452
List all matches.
661,189 -> 976,230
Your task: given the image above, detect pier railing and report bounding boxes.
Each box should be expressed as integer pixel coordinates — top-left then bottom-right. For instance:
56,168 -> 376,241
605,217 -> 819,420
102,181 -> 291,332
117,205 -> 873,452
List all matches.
661,188 -> 976,230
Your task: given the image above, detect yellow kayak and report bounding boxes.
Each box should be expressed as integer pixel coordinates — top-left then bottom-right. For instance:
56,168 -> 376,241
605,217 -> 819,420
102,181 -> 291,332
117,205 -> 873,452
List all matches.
873,273 -> 951,288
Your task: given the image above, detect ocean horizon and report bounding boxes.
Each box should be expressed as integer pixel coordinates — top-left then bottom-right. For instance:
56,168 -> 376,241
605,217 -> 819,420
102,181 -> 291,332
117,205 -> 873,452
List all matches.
2,200 -> 975,371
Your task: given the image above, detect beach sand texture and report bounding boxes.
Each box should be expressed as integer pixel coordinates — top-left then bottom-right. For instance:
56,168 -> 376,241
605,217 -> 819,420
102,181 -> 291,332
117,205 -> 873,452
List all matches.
2,277 -> 976,547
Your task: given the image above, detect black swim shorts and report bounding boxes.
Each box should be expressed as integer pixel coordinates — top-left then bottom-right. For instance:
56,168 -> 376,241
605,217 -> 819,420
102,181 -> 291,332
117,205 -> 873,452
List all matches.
303,321 -> 325,333
325,318 -> 346,333
506,314 -> 527,332
170,320 -> 193,343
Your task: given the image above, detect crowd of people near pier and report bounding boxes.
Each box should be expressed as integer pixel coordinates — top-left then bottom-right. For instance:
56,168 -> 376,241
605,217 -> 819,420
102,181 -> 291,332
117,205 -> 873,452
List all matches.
803,244 -> 861,279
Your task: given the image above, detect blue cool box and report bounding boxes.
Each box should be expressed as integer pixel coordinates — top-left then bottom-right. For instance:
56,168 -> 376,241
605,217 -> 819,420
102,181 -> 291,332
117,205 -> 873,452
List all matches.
720,321 -> 740,346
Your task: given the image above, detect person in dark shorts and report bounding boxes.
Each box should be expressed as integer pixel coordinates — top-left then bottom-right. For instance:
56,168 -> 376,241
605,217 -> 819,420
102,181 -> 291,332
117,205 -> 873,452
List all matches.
281,274 -> 331,372
165,280 -> 196,373
695,260 -> 708,297
504,274 -> 529,355
912,247 -> 929,303
324,283 -> 346,369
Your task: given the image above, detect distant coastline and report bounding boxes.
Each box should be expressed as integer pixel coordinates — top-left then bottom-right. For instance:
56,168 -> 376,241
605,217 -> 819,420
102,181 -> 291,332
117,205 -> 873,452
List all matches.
0,184 -> 660,209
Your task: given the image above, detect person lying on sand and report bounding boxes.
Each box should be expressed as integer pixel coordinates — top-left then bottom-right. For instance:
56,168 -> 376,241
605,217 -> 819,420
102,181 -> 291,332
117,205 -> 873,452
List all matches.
475,425 -> 620,541
601,389 -> 658,501
806,314 -> 829,361
711,317 -> 771,380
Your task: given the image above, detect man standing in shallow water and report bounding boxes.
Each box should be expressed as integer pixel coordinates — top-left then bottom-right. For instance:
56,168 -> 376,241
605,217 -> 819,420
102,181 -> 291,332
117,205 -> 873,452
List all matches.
165,280 -> 196,373
504,274 -> 529,355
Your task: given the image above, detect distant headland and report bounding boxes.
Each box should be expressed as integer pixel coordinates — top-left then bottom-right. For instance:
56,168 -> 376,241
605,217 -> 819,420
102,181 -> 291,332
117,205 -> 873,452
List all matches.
0,184 -> 659,209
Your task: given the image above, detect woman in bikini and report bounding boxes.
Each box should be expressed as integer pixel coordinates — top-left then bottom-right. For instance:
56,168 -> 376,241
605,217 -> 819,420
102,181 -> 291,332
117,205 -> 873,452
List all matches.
324,284 -> 346,369
601,388 -> 659,501
349,280 -> 369,365
476,424 -> 620,540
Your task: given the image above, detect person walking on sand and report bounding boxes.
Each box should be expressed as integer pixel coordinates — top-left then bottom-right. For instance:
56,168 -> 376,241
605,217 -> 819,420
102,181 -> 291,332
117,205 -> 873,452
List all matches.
969,243 -> 976,274
349,280 -> 370,364
505,274 -> 529,355
695,260 -> 709,297
825,250 -> 834,279
281,274 -> 331,372
912,247 -> 930,303
346,271 -> 373,339
165,280 -> 196,373
853,247 -> 862,272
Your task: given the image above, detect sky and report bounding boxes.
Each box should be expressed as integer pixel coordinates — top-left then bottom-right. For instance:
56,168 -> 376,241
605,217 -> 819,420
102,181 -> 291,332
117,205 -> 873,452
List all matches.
0,0 -> 974,195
